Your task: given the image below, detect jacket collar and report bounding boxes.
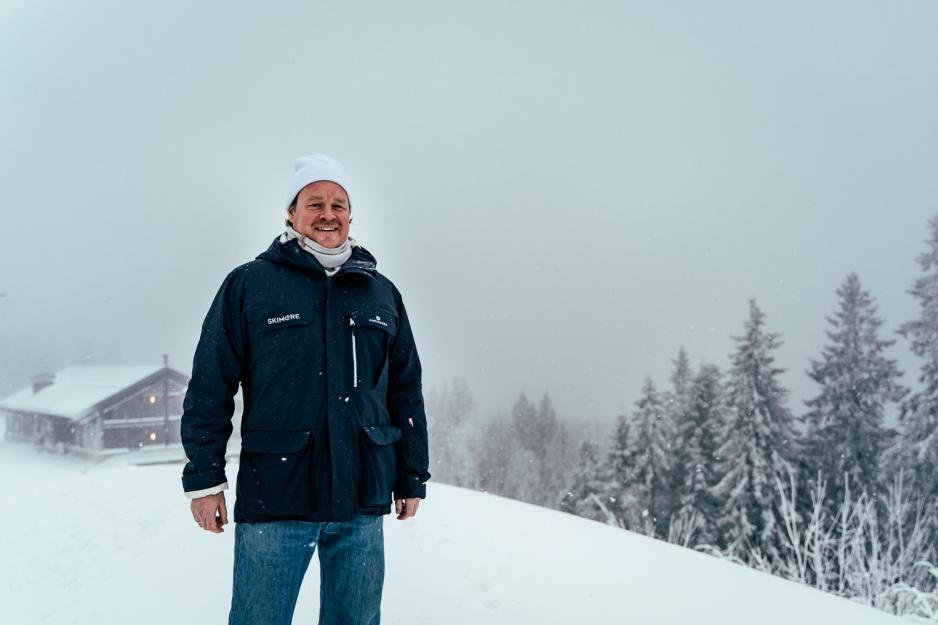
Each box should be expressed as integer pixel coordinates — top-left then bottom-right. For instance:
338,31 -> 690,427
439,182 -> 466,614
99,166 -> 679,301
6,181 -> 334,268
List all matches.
256,235 -> 378,279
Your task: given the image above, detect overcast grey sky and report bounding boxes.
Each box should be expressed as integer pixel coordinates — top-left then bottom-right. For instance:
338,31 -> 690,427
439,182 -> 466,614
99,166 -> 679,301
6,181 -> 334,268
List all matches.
1,0 -> 936,425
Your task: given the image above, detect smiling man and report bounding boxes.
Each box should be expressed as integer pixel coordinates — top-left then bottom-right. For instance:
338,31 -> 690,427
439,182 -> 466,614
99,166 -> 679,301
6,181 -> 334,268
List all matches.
180,153 -> 431,625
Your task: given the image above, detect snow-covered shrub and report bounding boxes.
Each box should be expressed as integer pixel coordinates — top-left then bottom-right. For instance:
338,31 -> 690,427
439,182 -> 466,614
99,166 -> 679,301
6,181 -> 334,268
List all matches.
695,465 -> 936,619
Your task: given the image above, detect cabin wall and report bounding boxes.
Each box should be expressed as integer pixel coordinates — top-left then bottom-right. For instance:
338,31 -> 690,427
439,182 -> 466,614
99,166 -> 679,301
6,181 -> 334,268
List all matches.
100,378 -> 187,450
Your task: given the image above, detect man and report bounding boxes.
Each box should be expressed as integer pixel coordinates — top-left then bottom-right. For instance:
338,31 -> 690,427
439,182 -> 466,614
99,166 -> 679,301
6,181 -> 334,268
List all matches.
180,153 -> 431,625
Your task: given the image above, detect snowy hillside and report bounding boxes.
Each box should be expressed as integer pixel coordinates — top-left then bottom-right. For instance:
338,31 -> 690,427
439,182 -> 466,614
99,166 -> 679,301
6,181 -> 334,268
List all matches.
0,441 -> 907,625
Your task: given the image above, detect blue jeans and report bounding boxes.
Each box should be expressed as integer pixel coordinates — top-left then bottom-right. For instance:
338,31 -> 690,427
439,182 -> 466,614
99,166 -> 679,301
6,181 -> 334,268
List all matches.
228,515 -> 385,625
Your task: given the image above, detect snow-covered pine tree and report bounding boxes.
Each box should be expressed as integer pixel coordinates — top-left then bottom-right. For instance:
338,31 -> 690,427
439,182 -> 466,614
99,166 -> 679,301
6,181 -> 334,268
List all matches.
503,391 -> 555,505
447,376 -> 477,429
425,378 -> 482,488
665,346 -> 695,525
677,362 -> 725,546
529,393 -> 561,506
502,444 -> 540,504
886,214 -> 938,507
534,392 -> 560,459
477,409 -> 515,496
448,377 -> 483,488
601,406 -> 636,527
510,392 -> 538,450
425,382 -> 450,484
559,439 -> 609,522
801,273 -> 906,513
626,376 -> 674,537
544,419 -> 573,511
498,393 -> 537,503
713,298 -> 801,561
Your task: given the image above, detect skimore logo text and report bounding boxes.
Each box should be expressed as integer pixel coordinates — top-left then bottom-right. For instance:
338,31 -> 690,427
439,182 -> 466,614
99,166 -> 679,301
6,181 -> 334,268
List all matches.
268,313 -> 301,325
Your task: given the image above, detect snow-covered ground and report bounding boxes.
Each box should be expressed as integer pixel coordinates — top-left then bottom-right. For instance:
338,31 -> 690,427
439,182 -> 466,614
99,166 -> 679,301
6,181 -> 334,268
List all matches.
0,439 -> 908,625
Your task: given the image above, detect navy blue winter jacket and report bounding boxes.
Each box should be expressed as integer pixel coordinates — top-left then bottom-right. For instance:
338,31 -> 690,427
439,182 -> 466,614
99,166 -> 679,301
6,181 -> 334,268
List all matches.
180,235 -> 431,522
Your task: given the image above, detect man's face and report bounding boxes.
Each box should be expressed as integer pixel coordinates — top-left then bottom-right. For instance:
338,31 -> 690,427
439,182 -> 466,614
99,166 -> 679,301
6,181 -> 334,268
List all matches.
288,180 -> 351,248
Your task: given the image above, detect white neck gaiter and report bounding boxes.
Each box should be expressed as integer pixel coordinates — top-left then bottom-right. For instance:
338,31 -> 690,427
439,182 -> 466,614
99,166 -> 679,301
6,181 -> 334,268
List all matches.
280,225 -> 358,276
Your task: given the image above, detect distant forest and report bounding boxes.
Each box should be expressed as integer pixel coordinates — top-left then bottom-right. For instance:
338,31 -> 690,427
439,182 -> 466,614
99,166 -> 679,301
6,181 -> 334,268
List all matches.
428,214 -> 938,621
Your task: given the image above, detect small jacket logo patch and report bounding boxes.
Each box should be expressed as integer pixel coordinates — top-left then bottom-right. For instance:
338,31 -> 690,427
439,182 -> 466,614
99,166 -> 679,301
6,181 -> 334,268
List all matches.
268,313 -> 301,325
369,315 -> 388,327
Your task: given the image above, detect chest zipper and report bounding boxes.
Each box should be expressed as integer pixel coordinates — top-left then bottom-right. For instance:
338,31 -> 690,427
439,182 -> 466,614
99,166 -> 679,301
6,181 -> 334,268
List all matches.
349,316 -> 358,388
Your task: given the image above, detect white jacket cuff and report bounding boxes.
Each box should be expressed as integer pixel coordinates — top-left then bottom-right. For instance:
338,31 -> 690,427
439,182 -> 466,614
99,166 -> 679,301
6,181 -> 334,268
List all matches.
184,481 -> 228,499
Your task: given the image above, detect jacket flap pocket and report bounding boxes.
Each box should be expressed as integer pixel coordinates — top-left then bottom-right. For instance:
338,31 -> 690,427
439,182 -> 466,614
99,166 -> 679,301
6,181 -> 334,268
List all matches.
241,429 -> 312,453
349,310 -> 397,334
362,425 -> 402,446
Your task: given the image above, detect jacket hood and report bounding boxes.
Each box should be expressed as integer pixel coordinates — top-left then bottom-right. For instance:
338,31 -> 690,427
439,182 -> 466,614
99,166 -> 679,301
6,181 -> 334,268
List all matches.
256,235 -> 378,279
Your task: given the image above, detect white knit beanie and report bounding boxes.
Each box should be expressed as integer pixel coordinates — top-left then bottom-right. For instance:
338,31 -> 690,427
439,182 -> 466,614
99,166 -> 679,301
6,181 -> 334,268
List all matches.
286,153 -> 353,211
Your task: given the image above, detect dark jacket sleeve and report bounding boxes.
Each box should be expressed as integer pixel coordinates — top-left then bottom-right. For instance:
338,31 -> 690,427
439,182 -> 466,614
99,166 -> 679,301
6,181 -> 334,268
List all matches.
386,283 -> 431,499
180,269 -> 245,494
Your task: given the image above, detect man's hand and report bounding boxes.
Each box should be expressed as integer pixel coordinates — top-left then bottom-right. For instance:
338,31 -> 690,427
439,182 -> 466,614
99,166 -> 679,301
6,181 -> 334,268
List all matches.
191,492 -> 228,533
394,497 -> 421,520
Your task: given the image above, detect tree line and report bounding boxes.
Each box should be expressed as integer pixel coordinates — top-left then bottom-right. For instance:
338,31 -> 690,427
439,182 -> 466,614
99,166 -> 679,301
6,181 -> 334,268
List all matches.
425,214 -> 938,620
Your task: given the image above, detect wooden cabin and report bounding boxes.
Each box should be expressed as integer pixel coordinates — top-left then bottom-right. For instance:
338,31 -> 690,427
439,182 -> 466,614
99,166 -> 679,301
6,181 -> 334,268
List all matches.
0,365 -> 191,458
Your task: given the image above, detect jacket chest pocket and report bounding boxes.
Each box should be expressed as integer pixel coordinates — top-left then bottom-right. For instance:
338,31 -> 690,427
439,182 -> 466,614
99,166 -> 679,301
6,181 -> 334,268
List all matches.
348,309 -> 398,391
246,307 -> 315,357
239,429 -> 314,516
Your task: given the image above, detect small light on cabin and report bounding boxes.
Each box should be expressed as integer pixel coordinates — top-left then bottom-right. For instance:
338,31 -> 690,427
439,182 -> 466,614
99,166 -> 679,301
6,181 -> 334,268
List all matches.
149,395 -> 157,404
149,432 -> 157,441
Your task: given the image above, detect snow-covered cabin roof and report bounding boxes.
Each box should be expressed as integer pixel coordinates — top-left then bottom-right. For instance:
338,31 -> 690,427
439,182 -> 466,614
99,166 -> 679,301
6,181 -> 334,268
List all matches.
0,365 -> 177,421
